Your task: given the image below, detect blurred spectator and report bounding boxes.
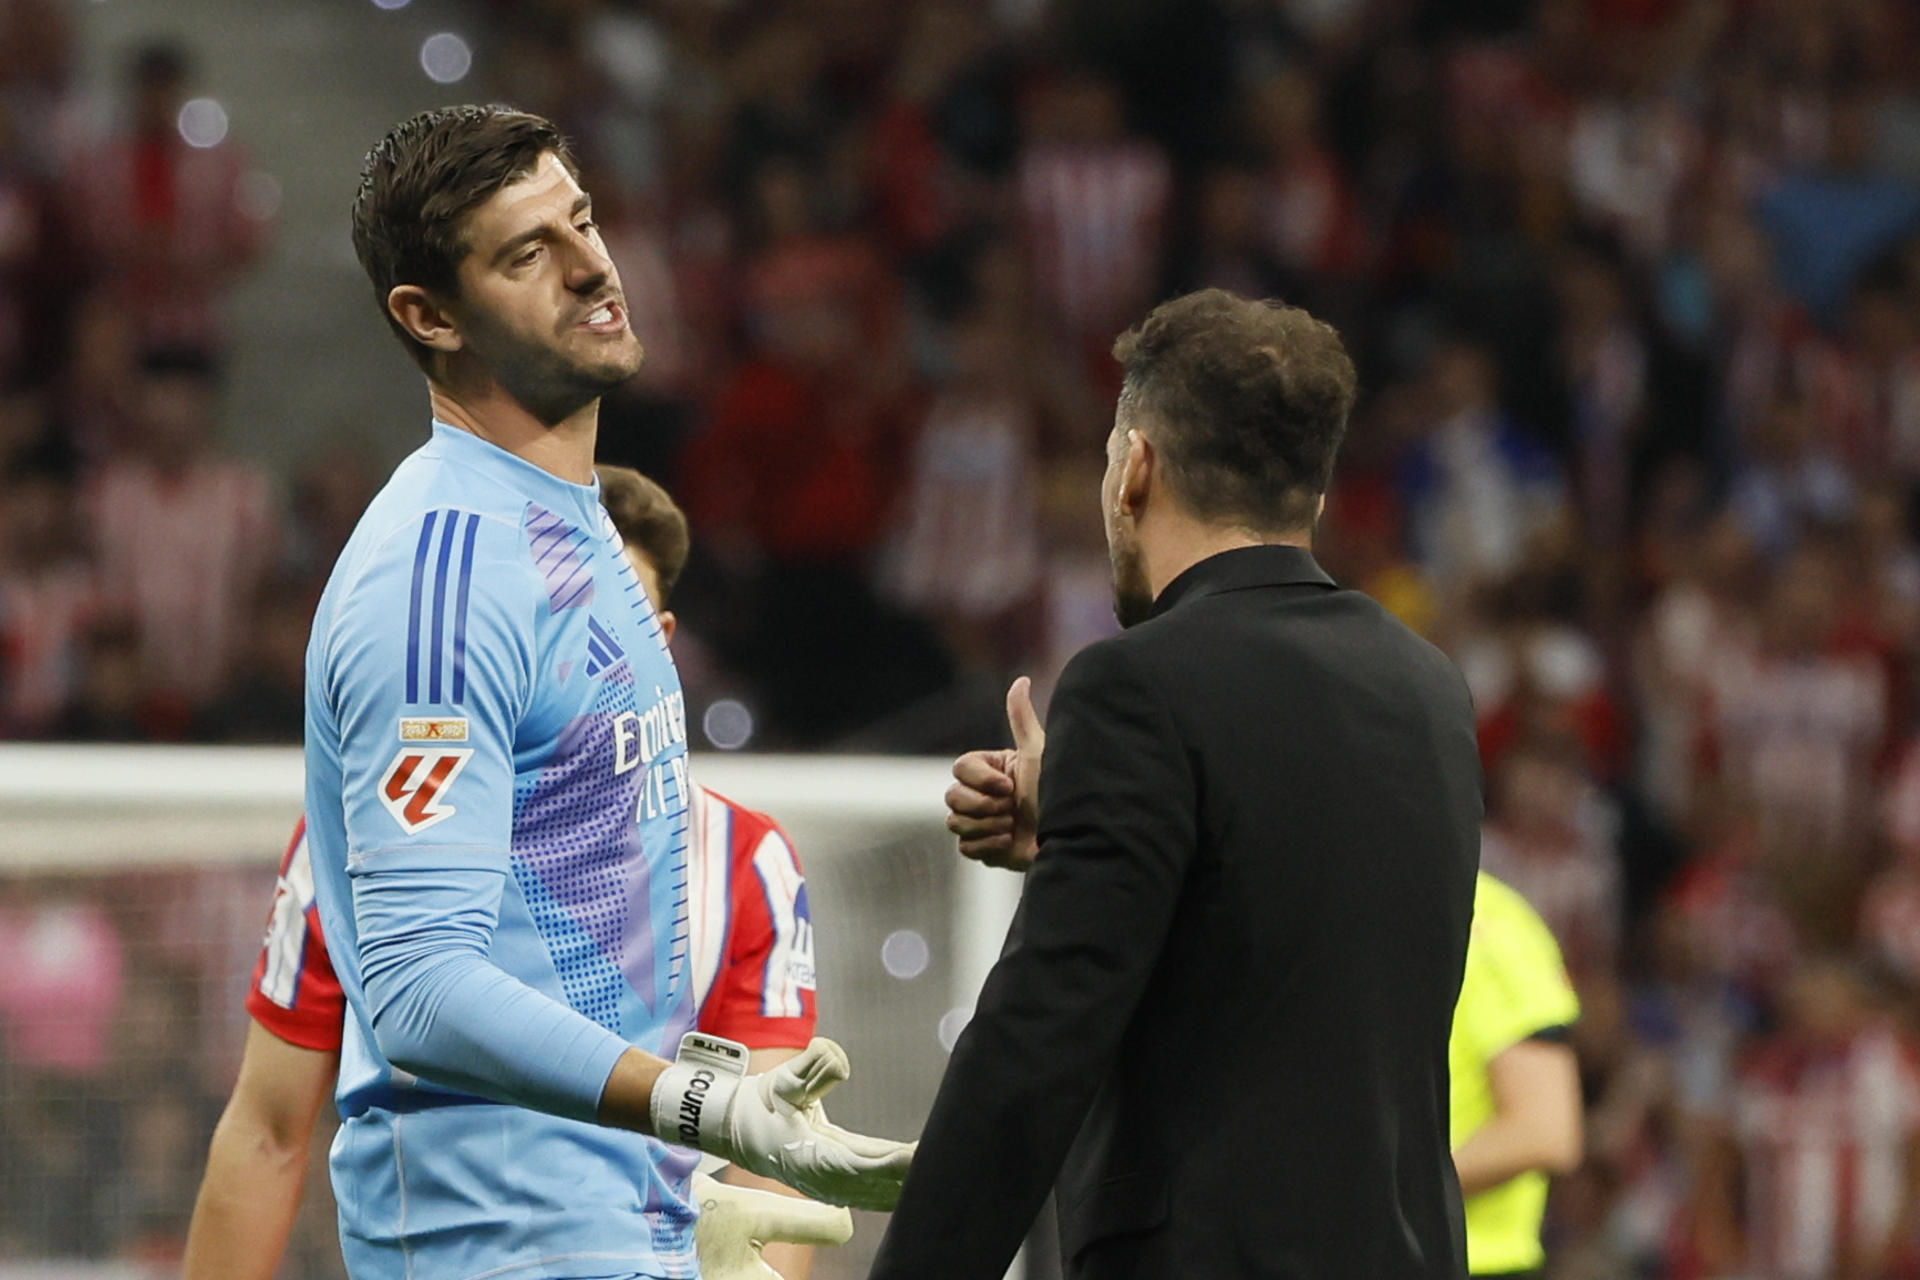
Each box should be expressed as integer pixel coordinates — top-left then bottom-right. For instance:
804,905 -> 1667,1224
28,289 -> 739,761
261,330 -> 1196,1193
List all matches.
1317,385 -> 1439,636
1018,71 -> 1170,365
1635,512 -> 1760,831
1162,163 -> 1305,304
0,0 -> 78,174
64,41 -> 270,354
1553,240 -> 1647,549
1824,258 -> 1920,481
1696,959 -> 1920,1280
1705,548 -> 1886,942
1666,785 -> 1802,1005
881,309 -> 1045,672
280,442 -> 378,591
0,108 -> 65,386
195,579 -> 312,743
1869,742 -> 1920,990
85,349 -> 276,716
59,289 -> 139,463
678,173 -> 950,741
1727,394 -> 1856,561
868,0 -> 1015,259
0,466 -> 95,734
1399,338 -> 1565,599
54,614 -> 160,741
1244,66 -> 1367,284
1754,87 -> 1920,327
1479,731 -> 1623,985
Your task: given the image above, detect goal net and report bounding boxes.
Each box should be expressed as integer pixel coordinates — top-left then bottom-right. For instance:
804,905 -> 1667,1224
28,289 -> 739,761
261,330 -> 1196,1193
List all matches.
0,745 -> 1024,1280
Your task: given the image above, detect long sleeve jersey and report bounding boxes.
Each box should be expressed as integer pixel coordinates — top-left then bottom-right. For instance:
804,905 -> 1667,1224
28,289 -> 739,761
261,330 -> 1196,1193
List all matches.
304,421 -> 696,1280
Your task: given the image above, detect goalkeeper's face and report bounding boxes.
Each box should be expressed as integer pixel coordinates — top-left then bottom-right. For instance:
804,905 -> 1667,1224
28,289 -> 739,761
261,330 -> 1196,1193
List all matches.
446,151 -> 644,420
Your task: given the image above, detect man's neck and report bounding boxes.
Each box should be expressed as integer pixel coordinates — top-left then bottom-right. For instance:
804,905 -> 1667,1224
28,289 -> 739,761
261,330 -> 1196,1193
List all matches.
429,382 -> 598,485
1144,518 -> 1311,600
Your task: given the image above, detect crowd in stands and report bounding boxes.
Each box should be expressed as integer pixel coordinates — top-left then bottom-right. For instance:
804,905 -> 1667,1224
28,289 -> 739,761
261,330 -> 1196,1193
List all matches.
4,0 -> 1920,1274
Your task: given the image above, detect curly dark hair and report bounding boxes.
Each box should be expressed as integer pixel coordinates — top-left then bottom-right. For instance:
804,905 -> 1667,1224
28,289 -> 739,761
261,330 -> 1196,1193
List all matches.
1112,289 -> 1358,533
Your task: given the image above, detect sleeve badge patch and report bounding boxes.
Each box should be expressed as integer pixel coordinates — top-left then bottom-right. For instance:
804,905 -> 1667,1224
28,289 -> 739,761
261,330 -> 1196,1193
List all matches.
379,748 -> 474,834
399,717 -> 470,742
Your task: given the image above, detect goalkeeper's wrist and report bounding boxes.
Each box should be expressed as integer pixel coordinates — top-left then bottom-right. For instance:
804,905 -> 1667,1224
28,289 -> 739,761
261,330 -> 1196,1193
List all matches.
650,1032 -> 750,1151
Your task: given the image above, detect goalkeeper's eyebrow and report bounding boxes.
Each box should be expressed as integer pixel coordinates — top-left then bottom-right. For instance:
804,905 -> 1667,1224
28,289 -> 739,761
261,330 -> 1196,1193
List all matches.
490,193 -> 593,267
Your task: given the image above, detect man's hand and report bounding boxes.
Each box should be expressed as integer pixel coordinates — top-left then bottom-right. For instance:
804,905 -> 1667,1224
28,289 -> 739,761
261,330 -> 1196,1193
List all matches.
691,1171 -> 852,1280
945,677 -> 1044,870
650,1034 -> 913,1211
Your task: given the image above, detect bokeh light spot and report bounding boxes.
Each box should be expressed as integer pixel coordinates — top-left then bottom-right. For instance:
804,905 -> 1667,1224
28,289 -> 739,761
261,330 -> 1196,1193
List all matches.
881,929 -> 930,980
420,33 -> 472,84
702,699 -> 753,751
177,98 -> 228,149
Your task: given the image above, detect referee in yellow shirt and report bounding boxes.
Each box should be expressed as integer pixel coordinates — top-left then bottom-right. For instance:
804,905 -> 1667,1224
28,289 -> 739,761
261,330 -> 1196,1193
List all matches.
1451,873 -> 1585,1280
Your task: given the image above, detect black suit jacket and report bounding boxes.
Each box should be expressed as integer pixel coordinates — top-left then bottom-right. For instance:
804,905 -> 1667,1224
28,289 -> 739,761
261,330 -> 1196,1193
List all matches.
870,546 -> 1482,1280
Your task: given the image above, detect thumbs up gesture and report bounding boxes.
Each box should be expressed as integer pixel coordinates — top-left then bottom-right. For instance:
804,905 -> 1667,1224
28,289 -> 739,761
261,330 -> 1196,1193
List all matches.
944,677 -> 1046,871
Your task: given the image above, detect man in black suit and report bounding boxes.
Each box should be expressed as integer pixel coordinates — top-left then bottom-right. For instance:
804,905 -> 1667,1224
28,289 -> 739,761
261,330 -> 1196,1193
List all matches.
868,289 -> 1482,1280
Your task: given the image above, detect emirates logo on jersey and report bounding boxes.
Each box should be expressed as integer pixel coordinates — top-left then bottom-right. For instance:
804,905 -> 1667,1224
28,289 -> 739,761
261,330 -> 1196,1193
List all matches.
379,748 -> 474,835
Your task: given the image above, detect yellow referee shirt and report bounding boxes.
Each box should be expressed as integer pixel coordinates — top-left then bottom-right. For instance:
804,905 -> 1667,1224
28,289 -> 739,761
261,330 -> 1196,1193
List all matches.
1450,873 -> 1581,1276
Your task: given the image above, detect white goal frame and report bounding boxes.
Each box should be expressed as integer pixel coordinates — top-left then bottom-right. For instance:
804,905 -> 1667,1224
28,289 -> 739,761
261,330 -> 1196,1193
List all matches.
0,744 -> 1017,1008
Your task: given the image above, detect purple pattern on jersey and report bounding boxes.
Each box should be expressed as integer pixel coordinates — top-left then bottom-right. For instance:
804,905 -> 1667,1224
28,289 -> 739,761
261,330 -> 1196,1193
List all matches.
524,503 -> 595,612
510,668 -> 661,1021
645,1147 -> 702,1224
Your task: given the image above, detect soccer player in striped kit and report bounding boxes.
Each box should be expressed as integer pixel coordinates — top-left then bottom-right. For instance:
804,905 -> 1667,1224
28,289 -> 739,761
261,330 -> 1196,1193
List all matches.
272,105 -> 906,1280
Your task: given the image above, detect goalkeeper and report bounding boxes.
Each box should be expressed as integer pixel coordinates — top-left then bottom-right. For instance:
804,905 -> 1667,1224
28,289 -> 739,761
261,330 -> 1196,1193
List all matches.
186,469 -> 860,1280
290,106 -> 906,1280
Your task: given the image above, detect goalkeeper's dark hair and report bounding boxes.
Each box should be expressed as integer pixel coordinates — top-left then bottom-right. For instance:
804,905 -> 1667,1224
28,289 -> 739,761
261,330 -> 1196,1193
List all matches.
351,105 -> 576,371
595,465 -> 690,607
1112,289 -> 1357,534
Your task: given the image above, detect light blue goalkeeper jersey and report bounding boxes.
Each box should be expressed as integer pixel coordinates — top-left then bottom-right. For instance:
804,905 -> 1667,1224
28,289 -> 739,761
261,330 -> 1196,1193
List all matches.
304,421 -> 698,1280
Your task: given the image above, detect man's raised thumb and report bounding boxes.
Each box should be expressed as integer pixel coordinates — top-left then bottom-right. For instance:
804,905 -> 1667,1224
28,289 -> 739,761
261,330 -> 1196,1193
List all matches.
1006,676 -> 1044,756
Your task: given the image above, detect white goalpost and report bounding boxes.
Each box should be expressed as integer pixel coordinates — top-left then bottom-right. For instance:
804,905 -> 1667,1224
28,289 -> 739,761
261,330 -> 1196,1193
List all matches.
0,744 -> 1026,1280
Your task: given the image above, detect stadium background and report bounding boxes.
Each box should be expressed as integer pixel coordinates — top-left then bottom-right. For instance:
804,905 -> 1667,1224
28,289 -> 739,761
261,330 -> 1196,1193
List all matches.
2,0 -> 1920,1276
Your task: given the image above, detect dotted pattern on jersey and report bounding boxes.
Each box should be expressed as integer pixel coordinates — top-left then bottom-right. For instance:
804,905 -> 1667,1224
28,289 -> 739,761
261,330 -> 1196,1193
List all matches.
509,666 -> 650,1027
524,503 -> 595,612
644,1143 -> 701,1234
609,535 -> 691,1012
508,854 -> 625,1028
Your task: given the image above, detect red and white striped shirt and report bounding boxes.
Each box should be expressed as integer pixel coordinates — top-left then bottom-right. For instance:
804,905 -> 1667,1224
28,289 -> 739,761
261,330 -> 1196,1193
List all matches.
248,787 -> 818,1054
683,786 -> 817,1047
1730,1028 -> 1920,1280
1019,141 -> 1170,345
87,457 -> 276,705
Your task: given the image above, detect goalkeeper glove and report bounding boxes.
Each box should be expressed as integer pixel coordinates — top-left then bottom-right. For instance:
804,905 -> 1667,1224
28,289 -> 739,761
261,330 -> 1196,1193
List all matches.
651,1033 -> 913,1212
690,1170 -> 853,1280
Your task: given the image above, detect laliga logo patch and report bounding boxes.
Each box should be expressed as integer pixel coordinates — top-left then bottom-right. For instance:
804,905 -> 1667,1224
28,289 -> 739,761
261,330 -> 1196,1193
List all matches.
379,748 -> 473,834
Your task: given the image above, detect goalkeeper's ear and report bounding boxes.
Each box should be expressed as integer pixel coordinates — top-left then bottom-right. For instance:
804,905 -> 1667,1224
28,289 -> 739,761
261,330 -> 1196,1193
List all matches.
387,284 -> 463,356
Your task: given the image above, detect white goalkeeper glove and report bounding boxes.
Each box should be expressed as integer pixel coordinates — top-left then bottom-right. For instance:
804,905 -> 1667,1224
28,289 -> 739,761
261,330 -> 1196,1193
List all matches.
650,1033 -> 913,1211
690,1170 -> 853,1280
